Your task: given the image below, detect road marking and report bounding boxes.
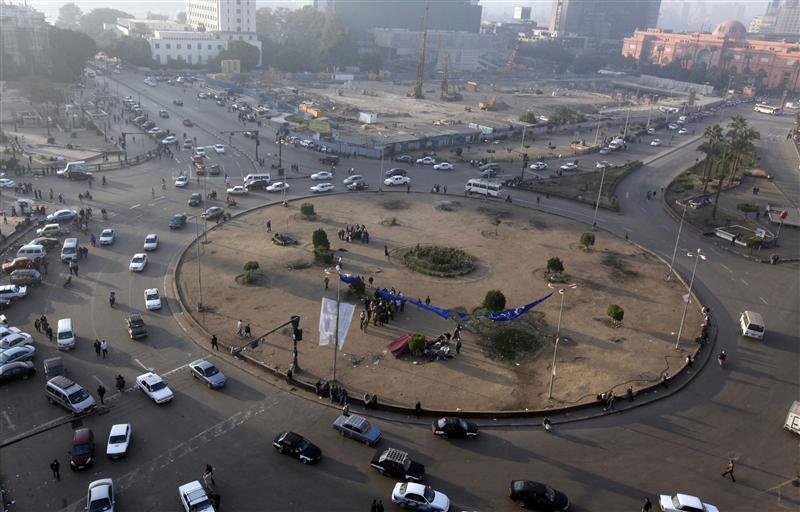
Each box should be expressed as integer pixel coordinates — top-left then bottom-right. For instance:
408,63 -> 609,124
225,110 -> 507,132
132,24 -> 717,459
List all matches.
130,204 -> 141,209
759,296 -> 769,305
741,278 -> 750,286
134,358 -> 153,372
2,411 -> 15,431
719,263 -> 732,273
162,363 -> 190,377
93,375 -> 108,390
708,247 -> 722,257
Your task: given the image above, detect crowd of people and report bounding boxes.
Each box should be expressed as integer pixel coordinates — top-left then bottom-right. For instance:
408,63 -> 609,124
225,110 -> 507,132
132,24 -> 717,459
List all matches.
338,224 -> 370,244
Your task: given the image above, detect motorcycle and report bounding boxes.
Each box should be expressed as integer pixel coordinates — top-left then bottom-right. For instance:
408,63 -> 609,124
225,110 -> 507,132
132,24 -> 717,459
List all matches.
718,351 -> 727,367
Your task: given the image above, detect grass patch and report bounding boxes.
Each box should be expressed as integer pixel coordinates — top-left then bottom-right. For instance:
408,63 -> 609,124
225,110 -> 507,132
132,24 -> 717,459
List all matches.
382,200 -> 409,210
309,119 -> 331,135
471,314 -> 544,361
402,245 -> 475,278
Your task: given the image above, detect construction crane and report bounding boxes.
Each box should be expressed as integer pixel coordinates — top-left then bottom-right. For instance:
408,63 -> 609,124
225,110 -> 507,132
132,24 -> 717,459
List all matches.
480,38 -> 521,109
440,54 -> 462,101
505,38 -> 522,75
407,0 -> 430,99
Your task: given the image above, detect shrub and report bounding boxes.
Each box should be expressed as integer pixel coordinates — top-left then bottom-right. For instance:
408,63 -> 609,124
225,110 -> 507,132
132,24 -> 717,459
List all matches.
580,232 -> 595,248
314,247 -> 334,264
47,136 -> 55,144
300,202 -> 315,218
743,235 -> 763,249
607,304 -> 624,325
547,256 -> 564,274
483,289 -> 507,312
312,228 -> 329,250
243,261 -> 259,271
408,333 -> 426,355
241,270 -> 255,285
736,203 -> 759,217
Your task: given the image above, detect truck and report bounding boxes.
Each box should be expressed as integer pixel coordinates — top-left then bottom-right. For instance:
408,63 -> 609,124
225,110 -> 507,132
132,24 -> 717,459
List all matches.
784,401 -> 800,435
320,155 -> 339,166
766,205 -> 800,228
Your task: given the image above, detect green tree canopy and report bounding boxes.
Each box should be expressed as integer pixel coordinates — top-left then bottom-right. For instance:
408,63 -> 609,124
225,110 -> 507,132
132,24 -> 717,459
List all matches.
102,35 -> 154,67
79,8 -> 133,39
176,11 -> 187,24
211,41 -> 261,72
57,3 -> 82,30
48,27 -> 97,82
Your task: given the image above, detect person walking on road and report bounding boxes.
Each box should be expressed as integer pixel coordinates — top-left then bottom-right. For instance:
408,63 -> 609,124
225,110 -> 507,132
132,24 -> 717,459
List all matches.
211,334 -> 219,351
721,460 -> 736,482
97,385 -> 106,404
236,319 -> 243,336
642,497 -> 652,512
94,339 -> 101,356
50,459 -> 60,481
100,339 -> 109,359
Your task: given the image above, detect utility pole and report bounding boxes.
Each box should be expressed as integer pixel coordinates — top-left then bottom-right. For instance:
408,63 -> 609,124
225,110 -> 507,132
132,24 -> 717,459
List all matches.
592,164 -> 607,230
194,213 -> 204,310
666,202 -> 688,280
547,283 -> 577,399
674,249 -> 706,350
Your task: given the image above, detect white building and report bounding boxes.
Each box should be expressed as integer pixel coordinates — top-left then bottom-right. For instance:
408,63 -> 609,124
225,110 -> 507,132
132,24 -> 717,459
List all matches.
149,30 -> 260,66
0,2 -> 50,68
186,0 -> 256,33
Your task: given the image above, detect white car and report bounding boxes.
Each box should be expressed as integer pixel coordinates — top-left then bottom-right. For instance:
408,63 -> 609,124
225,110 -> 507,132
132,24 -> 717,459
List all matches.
310,183 -> 334,193
311,171 -> 333,181
384,175 -> 411,186
668,123 -> 679,130
86,479 -> 115,512
596,161 -> 610,169
416,156 -> 436,165
433,162 -> 453,171
143,234 -> 158,251
161,135 -> 177,145
0,179 -> 15,189
147,127 -> 162,135
179,481 -> 214,512
175,175 -> 189,187
529,161 -> 548,170
136,372 -> 174,403
106,424 -> 131,458
226,185 -> 248,195
598,147 -> 611,155
129,253 -> 147,272
650,139 -> 662,147
647,127 -> 656,134
266,181 -> 289,192
392,482 -> 449,512
195,147 -> 206,157
343,175 -> 364,185
99,229 -> 115,245
213,144 -> 225,154
559,162 -> 578,171
144,288 -> 162,310
0,332 -> 33,350
678,127 -> 689,135
659,493 -> 719,512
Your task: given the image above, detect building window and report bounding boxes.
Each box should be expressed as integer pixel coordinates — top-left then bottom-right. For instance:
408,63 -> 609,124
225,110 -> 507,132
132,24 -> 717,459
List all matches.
218,44 -> 223,49
166,43 -> 171,49
155,43 -> 160,49
177,44 -> 181,49
237,8 -> 241,14
187,44 -> 192,49
237,18 -> 241,23
208,44 -> 212,50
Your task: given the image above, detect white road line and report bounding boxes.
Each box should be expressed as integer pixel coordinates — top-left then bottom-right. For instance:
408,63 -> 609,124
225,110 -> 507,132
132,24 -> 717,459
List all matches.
130,204 -> 141,209
708,247 -> 723,257
719,263 -> 732,273
2,411 -> 15,431
759,296 -> 769,305
134,358 -> 153,372
741,278 -> 750,286
162,363 -> 190,377
93,375 -> 108,389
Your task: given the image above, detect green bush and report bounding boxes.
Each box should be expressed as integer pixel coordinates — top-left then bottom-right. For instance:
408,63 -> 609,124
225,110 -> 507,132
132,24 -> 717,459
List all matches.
243,261 -> 259,271
314,247 -> 334,264
300,203 -> 315,218
408,333 -> 427,355
736,203 -> 759,217
312,228 -> 330,250
547,256 -> 564,274
607,304 -> 624,324
241,270 -> 255,285
742,235 -> 764,249
483,289 -> 507,312
580,232 -> 595,248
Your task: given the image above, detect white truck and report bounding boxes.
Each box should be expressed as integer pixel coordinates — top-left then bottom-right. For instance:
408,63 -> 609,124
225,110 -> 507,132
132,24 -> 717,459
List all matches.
766,205 -> 800,228
785,401 -> 800,435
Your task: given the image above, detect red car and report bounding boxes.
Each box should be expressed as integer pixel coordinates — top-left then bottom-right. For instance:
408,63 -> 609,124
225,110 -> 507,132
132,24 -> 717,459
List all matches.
2,257 -> 34,273
191,155 -> 204,165
194,163 -> 207,176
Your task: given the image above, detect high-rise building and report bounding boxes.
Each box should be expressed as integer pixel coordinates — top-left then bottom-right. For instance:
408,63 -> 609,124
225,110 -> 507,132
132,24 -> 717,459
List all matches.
186,0 -> 256,33
321,0 -> 483,34
751,0 -> 800,35
549,0 -> 661,40
0,3 -> 50,69
513,6 -> 532,21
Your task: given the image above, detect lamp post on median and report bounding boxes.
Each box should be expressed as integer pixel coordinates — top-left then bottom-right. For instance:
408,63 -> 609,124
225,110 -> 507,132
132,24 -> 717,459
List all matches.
666,202 -> 688,280
193,212 -> 204,310
674,249 -> 706,350
592,164 -> 607,231
547,282 -> 577,399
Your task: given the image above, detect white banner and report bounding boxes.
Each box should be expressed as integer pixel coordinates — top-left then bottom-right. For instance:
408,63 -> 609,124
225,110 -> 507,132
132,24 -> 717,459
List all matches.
318,297 -> 355,350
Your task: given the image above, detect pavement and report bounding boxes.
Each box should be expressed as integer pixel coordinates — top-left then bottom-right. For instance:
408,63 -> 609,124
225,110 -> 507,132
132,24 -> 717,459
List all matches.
0,71 -> 797,512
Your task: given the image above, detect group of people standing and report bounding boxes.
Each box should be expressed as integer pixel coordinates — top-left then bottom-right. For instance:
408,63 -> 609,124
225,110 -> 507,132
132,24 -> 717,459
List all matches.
338,224 -> 370,244
359,289 -> 405,331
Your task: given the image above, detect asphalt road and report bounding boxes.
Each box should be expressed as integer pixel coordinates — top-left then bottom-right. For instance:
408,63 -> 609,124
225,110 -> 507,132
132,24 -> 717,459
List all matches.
0,74 -> 797,512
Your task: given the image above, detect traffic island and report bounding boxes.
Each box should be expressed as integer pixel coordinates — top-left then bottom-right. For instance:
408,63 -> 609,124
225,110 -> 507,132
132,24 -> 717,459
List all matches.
175,193 -> 702,412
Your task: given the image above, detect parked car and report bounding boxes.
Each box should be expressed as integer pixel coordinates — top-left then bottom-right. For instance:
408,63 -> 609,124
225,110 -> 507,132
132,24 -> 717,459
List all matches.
0,331 -> 33,350
178,480 -> 214,512
392,482 -> 449,512
86,479 -> 115,512
310,183 -> 334,193
136,372 -> 174,403
431,417 -> 479,439
370,448 -> 425,481
395,155 -> 413,163
70,427 -> 95,470
384,175 -> 411,186
272,431 -> 322,464
170,213 -> 188,229
10,269 -> 42,286
129,253 -> 147,272
647,127 -> 656,134
0,285 -> 27,301
126,314 -> 148,339
0,179 -> 15,189
2,257 -> 35,273
36,224 -> 67,237
0,360 -> 35,383
0,345 -> 36,364
332,414 -> 382,445
659,493 -> 719,512
678,127 -> 689,135
106,424 -> 131,458
189,359 -> 227,389
46,209 -> 77,223
599,147 -> 611,155
201,207 -> 224,220
650,139 -> 662,147
29,237 -> 59,249
508,480 -> 570,511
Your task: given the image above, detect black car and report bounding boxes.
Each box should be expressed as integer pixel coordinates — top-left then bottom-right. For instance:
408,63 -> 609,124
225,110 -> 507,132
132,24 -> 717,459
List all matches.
385,168 -> 408,177
0,361 -> 36,383
272,432 -> 322,464
182,119 -> 194,127
395,155 -> 413,163
173,99 -> 183,106
347,181 -> 369,191
169,213 -> 188,229
370,448 -> 425,481
188,193 -> 202,207
126,314 -> 148,339
431,417 -> 479,439
508,480 -> 570,511
245,179 -> 269,190
10,269 -> 42,286
30,237 -> 60,249
209,164 -> 221,176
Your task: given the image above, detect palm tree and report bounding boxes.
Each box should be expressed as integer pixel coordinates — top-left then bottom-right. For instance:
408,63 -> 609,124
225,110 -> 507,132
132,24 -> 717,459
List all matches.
699,124 -> 724,193
710,146 -> 731,220
725,116 -> 760,186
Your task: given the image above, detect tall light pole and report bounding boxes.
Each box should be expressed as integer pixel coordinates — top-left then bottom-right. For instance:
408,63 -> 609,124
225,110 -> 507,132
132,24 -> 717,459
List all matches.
666,202 -> 688,280
593,117 -> 602,146
592,164 -> 607,230
378,144 -> 385,192
547,282 -> 577,399
674,249 -> 706,350
324,267 -> 342,383
622,107 -> 631,141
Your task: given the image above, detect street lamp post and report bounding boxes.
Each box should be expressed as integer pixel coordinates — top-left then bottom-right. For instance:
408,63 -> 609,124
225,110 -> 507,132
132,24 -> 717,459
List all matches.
622,107 -> 631,141
193,212 -> 204,310
593,117 -> 602,147
674,249 -> 706,350
547,283 -> 577,399
666,202 -> 688,280
592,164 -> 607,230
378,145 -> 385,192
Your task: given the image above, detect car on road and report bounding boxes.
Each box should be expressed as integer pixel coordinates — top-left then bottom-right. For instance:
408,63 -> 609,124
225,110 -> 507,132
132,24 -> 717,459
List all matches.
129,253 -> 147,272
201,207 -> 224,220
46,209 -> 77,223
159,109 -> 169,118
266,181 -> 289,193
433,162 -> 454,171
431,417 -> 479,439
347,181 -> 369,191
395,155 -> 413,163
384,175 -> 411,186
332,414 -> 382,445
508,480 -> 570,511
370,448 -> 425,481
188,193 -> 202,207
183,139 -> 193,149
391,482 -> 449,512
178,480 -> 214,512
0,285 -> 27,301
226,185 -> 248,196
385,168 -> 407,177
243,131 -> 257,139
147,127 -> 162,136
529,161 -> 548,170
209,164 -> 221,176
125,314 -> 147,339
213,144 -> 225,154
0,360 -> 35,383
173,99 -> 183,106
311,171 -> 334,181
599,147 -> 611,155
559,162 -> 578,171
169,213 -> 188,229
272,431 -> 322,464
195,147 -> 206,157
647,127 -> 656,134
650,139 -> 662,147
36,223 -> 68,237
479,168 -> 497,178
659,493 -> 718,512
175,175 -> 189,187
668,123 -> 679,130
416,156 -> 436,165
9,269 -> 42,286
86,478 -> 115,512
0,179 -> 15,189
189,359 -> 226,389
182,119 -> 193,127
161,135 -> 177,145
310,183 -> 334,193
2,257 -> 35,273
136,372 -> 174,403
106,424 -> 131,459
0,332 -> 33,350
0,345 -> 36,364
30,237 -> 59,249
343,175 -> 364,185
144,288 -> 162,310
596,161 -> 610,169
143,234 -> 159,251
70,427 -> 95,470
98,229 -> 115,245
678,127 -> 688,135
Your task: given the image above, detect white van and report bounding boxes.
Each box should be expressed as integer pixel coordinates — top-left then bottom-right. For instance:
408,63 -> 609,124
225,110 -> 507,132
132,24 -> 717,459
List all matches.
243,173 -> 270,186
45,376 -> 96,414
16,244 -> 46,261
465,179 -> 503,197
739,310 -> 765,340
57,161 -> 89,179
57,318 -> 76,350
61,238 -> 78,262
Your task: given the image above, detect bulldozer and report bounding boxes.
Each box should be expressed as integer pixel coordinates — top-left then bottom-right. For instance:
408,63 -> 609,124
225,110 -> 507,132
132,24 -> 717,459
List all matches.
479,96 -> 497,111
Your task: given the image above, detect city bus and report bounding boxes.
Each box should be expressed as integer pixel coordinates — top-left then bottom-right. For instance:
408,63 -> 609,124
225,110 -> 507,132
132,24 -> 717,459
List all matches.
754,104 -> 780,115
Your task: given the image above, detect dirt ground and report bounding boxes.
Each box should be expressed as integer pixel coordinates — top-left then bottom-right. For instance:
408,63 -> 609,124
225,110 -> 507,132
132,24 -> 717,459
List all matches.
177,193 -> 701,410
